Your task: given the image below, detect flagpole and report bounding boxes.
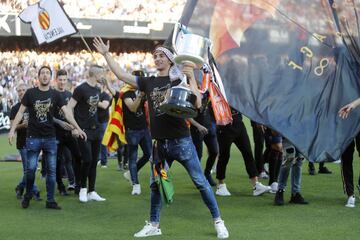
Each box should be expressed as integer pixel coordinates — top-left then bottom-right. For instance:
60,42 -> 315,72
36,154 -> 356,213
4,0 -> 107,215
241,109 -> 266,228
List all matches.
79,32 -> 97,62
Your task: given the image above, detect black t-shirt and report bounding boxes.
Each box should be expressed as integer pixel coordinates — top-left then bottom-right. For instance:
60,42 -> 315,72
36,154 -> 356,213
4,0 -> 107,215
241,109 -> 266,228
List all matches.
121,90 -> 147,130
137,76 -> 190,140
21,87 -> 65,138
72,82 -> 100,130
98,91 -> 111,123
54,90 -> 72,137
10,102 -> 29,149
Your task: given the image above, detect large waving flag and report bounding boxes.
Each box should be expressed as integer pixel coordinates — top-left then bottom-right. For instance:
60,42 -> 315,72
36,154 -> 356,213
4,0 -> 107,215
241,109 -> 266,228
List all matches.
19,0 -> 77,45
178,0 -> 360,162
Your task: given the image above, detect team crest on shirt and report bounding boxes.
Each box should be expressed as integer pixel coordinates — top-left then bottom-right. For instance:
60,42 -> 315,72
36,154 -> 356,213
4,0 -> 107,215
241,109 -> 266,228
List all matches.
87,95 -> 99,116
34,98 -> 52,123
149,84 -> 171,116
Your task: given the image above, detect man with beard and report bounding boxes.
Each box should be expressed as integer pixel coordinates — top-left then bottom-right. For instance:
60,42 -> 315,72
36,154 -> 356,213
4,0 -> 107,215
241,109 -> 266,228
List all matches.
8,66 -> 86,210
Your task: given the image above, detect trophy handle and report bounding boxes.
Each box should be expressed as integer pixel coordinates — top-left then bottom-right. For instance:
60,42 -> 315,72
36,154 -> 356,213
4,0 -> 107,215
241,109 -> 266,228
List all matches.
172,22 -> 182,54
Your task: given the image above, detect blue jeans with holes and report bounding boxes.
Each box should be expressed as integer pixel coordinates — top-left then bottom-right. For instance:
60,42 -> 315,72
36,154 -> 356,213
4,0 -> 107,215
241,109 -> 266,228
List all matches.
149,136 -> 220,223
126,128 -> 152,184
17,148 -> 39,194
277,139 -> 304,194
26,137 -> 57,202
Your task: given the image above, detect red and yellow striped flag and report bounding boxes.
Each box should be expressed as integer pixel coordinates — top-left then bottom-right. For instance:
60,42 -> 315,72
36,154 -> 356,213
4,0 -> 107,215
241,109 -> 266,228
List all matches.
102,84 -> 135,151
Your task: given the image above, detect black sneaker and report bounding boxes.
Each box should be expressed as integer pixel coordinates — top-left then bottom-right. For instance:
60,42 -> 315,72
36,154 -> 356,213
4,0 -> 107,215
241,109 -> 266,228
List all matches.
318,166 -> 332,174
205,173 -> 217,187
274,189 -> 284,206
308,163 -> 316,175
289,193 -> 309,204
15,186 -> 24,200
21,194 -> 31,209
46,201 -> 62,210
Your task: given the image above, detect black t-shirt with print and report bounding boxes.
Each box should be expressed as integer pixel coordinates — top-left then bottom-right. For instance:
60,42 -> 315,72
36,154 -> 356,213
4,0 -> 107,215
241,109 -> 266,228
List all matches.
137,76 -> 190,140
10,102 -> 29,149
21,87 -> 65,138
54,90 -> 72,137
98,91 -> 111,123
122,90 -> 147,130
72,82 -> 100,130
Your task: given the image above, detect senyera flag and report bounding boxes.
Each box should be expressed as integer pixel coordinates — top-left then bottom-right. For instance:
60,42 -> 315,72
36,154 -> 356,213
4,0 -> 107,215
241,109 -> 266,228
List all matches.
177,0 -> 360,162
18,0 -> 78,45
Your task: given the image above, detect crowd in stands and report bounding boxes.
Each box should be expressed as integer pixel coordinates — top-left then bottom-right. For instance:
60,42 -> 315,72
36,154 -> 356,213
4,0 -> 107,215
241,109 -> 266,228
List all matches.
0,0 -> 186,23
0,49 -> 156,111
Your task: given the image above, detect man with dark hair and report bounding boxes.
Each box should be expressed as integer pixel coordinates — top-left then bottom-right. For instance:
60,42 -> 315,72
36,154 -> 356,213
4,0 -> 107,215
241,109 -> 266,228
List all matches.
8,66 -> 86,210
94,37 -> 229,239
53,69 -> 82,195
11,83 -> 41,200
104,70 -> 152,195
67,65 -> 106,203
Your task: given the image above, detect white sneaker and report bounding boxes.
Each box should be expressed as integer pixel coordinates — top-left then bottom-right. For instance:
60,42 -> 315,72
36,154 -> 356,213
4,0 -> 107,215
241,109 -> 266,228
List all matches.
100,165 -> 108,168
216,184 -> 231,196
345,195 -> 355,208
79,188 -> 88,203
214,219 -> 229,239
259,171 -> 269,179
134,221 -> 162,238
269,182 -> 278,194
123,170 -> 133,185
132,184 -> 141,195
253,182 -> 271,196
87,191 -> 106,201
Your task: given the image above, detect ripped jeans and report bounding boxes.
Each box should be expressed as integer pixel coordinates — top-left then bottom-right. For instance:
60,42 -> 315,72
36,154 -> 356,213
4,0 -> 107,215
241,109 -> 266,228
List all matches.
277,139 -> 304,194
149,136 -> 220,223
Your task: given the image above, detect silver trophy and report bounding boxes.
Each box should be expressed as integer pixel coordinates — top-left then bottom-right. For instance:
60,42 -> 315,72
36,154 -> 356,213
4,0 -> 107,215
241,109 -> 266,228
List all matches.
159,22 -> 212,118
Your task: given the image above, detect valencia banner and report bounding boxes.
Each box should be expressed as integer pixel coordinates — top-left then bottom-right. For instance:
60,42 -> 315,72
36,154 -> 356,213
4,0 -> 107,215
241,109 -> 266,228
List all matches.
18,0 -> 77,45
177,0 -> 360,162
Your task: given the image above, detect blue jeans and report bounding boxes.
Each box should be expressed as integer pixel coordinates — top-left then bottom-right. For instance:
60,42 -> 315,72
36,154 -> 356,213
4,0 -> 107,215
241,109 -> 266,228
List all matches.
98,122 -> 108,166
278,139 -> 304,193
191,122 -> 219,175
126,128 -> 152,184
149,136 -> 220,223
26,137 -> 57,202
17,148 -> 39,194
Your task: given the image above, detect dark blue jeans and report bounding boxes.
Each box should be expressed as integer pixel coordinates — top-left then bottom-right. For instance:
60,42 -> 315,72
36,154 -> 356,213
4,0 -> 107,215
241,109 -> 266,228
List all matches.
26,137 -> 57,202
125,128 -> 152,184
17,148 -> 39,194
149,136 -> 220,223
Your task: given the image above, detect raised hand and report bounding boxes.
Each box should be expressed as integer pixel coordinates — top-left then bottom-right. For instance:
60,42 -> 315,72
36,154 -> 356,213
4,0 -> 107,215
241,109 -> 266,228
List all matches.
93,36 -> 110,55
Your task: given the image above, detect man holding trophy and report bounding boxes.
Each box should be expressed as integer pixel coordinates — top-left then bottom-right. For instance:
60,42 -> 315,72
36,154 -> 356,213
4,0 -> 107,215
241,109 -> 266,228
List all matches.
93,30 -> 229,238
